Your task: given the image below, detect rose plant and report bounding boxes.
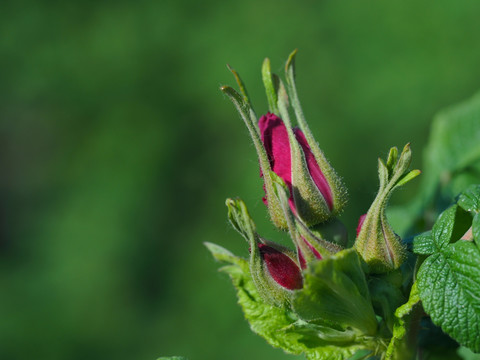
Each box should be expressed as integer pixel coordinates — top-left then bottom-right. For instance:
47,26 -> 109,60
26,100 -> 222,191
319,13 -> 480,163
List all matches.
164,50 -> 480,360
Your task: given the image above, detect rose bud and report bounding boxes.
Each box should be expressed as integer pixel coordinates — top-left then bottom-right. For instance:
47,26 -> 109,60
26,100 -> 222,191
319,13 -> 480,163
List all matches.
220,51 -> 346,229
258,52 -> 346,227
354,144 -> 421,273
259,111 -> 345,226
225,197 -> 302,306
257,242 -> 303,290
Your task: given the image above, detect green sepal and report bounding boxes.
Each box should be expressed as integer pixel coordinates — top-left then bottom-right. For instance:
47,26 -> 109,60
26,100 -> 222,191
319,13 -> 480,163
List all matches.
378,158 -> 390,191
262,57 -> 280,115
226,64 -> 257,125
275,73 -> 289,112
384,282 -> 421,360
396,169 -> 421,188
225,197 -> 256,241
295,219 -> 343,258
355,144 -> 420,273
292,249 -> 379,336
269,171 -> 342,262
386,147 -> 399,176
268,171 -> 311,264
284,49 -> 348,221
204,241 -> 246,268
268,170 -> 298,239
226,64 -> 252,107
220,83 -> 287,229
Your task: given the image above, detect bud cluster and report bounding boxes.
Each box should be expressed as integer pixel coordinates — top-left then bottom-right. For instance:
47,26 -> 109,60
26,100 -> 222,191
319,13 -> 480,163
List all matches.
218,51 -> 352,306
216,50 -> 419,307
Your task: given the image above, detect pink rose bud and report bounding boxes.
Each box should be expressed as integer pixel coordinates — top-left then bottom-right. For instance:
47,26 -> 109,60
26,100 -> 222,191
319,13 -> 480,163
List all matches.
258,243 -> 303,290
225,197 -> 303,306
220,50 -> 347,229
259,112 -> 344,226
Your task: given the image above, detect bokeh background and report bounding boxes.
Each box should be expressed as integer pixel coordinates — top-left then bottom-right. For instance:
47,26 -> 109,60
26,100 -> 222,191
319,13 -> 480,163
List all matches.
2,1 -> 480,359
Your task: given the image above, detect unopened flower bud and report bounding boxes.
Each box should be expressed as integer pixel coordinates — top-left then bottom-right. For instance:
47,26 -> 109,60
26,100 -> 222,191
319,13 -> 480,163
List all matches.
259,112 -> 344,226
257,242 -> 303,290
354,144 -> 421,273
221,51 -> 346,229
225,197 -> 302,306
259,51 -> 347,227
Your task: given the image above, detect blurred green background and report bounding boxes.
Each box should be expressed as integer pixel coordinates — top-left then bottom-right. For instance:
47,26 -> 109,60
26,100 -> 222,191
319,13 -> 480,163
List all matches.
2,1 -> 480,359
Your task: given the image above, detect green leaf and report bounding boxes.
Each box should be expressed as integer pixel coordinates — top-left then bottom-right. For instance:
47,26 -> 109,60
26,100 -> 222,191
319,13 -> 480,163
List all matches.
157,357 -> 187,360
473,213 -> 480,249
414,204 -> 474,255
292,249 -> 378,336
458,346 -> 480,360
458,184 -> 480,214
412,203 -> 469,247
431,205 -> 458,249
417,240 -> 480,352
368,273 -> 406,333
413,231 -> 435,255
385,282 -> 421,360
422,92 -> 480,205
207,243 -> 375,359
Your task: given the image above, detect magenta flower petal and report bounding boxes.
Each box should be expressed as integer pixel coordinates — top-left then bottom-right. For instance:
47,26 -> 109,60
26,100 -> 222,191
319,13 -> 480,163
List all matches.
356,214 -> 367,237
297,237 -> 323,270
259,113 -> 295,209
258,243 -> 303,290
294,128 -> 333,210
